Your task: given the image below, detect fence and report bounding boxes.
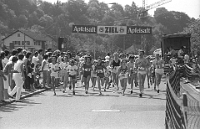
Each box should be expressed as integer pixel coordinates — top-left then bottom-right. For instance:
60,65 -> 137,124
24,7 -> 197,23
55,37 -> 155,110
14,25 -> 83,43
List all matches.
165,64 -> 200,129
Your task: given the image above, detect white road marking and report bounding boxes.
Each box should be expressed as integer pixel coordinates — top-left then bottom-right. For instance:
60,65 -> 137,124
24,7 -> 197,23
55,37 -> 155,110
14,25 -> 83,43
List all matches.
92,109 -> 120,112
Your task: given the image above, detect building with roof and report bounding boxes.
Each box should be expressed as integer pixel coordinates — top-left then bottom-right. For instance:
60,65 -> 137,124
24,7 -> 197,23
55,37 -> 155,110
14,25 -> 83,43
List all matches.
2,29 -> 57,52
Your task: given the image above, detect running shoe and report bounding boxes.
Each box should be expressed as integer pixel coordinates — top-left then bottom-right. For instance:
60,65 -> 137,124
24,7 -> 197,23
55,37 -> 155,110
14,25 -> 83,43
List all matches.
139,93 -> 142,97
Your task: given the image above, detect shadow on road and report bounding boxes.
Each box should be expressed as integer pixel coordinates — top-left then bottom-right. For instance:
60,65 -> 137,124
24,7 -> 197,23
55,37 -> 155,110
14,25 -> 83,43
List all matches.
0,99 -> 41,113
126,92 -> 166,100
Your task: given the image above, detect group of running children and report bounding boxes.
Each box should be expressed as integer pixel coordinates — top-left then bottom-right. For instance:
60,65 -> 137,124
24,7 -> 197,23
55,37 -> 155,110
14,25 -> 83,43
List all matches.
42,50 -> 164,97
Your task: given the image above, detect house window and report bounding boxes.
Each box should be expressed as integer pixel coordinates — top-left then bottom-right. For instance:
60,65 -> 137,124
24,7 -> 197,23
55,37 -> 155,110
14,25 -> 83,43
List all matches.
26,41 -> 30,45
13,41 -> 20,45
22,41 -> 30,45
17,33 -> 20,37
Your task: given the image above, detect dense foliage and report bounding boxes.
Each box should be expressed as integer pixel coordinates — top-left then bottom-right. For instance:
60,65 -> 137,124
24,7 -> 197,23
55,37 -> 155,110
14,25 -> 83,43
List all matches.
0,0 -> 197,56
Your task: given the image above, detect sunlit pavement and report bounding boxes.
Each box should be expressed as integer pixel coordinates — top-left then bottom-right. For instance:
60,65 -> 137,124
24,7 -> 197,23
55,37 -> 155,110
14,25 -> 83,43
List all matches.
0,79 -> 166,129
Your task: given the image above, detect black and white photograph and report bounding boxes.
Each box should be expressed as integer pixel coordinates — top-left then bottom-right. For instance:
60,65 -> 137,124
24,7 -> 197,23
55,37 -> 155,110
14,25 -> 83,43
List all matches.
0,0 -> 200,129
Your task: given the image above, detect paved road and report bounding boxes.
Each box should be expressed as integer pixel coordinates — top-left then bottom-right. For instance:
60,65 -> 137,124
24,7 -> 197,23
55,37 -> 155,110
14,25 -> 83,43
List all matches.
0,79 -> 166,129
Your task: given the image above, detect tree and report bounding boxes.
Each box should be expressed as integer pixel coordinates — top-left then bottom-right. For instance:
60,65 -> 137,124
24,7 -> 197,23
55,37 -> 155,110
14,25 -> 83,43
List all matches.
154,7 -> 192,33
183,19 -> 200,53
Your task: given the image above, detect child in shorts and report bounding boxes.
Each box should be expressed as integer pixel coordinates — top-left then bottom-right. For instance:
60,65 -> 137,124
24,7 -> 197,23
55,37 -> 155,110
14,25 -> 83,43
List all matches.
95,58 -> 106,95
68,59 -> 78,95
49,55 -> 60,95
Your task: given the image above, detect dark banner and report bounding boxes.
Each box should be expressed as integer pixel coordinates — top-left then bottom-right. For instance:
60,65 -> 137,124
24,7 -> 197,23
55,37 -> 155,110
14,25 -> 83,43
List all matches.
72,25 -> 97,34
127,26 -> 152,34
72,25 -> 152,35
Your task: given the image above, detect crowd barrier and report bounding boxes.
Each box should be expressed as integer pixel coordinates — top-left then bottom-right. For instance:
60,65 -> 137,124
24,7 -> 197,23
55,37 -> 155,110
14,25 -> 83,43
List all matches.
165,64 -> 200,129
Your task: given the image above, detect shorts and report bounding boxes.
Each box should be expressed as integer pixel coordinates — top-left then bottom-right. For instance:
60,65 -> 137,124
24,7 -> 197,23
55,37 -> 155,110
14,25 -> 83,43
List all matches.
69,74 -> 76,79
155,69 -> 164,75
138,71 -> 147,75
83,73 -> 91,78
51,72 -> 58,78
3,75 -> 9,89
97,73 -> 104,78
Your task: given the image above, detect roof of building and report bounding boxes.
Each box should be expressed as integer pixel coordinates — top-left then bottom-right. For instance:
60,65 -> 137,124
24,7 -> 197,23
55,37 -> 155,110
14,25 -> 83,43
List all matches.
162,33 -> 191,38
2,29 -> 54,42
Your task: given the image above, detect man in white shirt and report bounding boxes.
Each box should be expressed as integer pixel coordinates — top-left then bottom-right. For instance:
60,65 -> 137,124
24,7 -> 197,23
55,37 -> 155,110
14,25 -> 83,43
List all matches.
32,51 -> 39,66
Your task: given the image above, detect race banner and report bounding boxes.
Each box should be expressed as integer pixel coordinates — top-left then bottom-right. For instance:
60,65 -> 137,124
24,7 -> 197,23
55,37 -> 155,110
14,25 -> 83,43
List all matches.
71,25 -> 152,35
72,25 -> 97,34
97,26 -> 127,35
127,26 -> 152,34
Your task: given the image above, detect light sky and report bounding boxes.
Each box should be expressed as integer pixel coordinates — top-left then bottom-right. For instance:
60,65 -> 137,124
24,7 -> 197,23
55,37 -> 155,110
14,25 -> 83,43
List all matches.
44,0 -> 200,19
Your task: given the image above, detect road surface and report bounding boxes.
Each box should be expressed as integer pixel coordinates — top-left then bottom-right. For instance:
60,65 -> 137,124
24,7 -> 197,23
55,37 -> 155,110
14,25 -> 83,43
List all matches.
0,79 -> 166,129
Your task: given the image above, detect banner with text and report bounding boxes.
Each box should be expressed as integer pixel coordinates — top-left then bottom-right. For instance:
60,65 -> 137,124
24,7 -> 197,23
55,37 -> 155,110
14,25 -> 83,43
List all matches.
127,26 -> 152,34
72,25 -> 152,35
97,26 -> 127,35
72,25 -> 97,34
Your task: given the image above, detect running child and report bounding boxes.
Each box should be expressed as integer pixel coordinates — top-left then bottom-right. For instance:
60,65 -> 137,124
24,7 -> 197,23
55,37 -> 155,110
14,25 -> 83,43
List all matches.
49,55 -> 60,95
118,59 -> 129,96
68,59 -> 78,95
95,58 -> 106,95
91,60 -> 98,91
82,55 -> 92,94
127,55 -> 136,94
61,56 -> 69,93
104,60 -> 111,91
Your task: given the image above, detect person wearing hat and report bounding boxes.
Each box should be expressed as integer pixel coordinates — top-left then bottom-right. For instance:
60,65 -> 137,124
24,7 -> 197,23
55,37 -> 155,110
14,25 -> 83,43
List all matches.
135,50 -> 148,97
81,55 -> 92,94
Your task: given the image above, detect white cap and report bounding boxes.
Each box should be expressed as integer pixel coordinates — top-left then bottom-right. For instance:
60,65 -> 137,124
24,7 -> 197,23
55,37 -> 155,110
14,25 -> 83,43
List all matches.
105,56 -> 110,61
184,54 -> 189,61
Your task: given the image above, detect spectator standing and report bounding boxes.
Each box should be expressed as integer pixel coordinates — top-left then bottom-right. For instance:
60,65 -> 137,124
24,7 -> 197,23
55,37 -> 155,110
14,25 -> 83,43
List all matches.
38,49 -> 43,65
9,49 -> 18,62
24,52 -> 33,91
9,54 -> 25,101
0,52 -> 6,103
2,50 -> 10,68
3,56 -> 18,101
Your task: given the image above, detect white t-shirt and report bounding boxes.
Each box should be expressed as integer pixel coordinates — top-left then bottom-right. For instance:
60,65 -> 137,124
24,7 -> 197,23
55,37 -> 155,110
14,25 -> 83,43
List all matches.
49,63 -> 59,76
42,59 -> 49,71
2,57 -> 9,68
32,56 -> 39,66
68,65 -> 78,76
8,56 -> 14,62
59,62 -> 69,70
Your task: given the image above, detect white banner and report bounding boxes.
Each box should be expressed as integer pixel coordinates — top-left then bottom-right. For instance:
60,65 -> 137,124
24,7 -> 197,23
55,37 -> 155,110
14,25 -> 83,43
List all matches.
97,26 -> 127,35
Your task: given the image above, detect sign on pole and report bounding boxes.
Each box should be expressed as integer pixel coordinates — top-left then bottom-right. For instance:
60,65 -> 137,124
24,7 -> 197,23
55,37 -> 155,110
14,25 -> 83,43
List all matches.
127,26 -> 152,34
97,26 -> 127,35
72,25 -> 97,34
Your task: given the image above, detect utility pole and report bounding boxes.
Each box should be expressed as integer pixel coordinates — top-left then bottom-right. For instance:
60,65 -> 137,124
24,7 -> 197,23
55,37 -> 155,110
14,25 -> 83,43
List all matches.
24,33 -> 26,49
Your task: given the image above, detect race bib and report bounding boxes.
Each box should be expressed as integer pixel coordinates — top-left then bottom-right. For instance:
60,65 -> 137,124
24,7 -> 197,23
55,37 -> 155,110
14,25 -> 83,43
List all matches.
119,72 -> 128,79
138,67 -> 145,71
